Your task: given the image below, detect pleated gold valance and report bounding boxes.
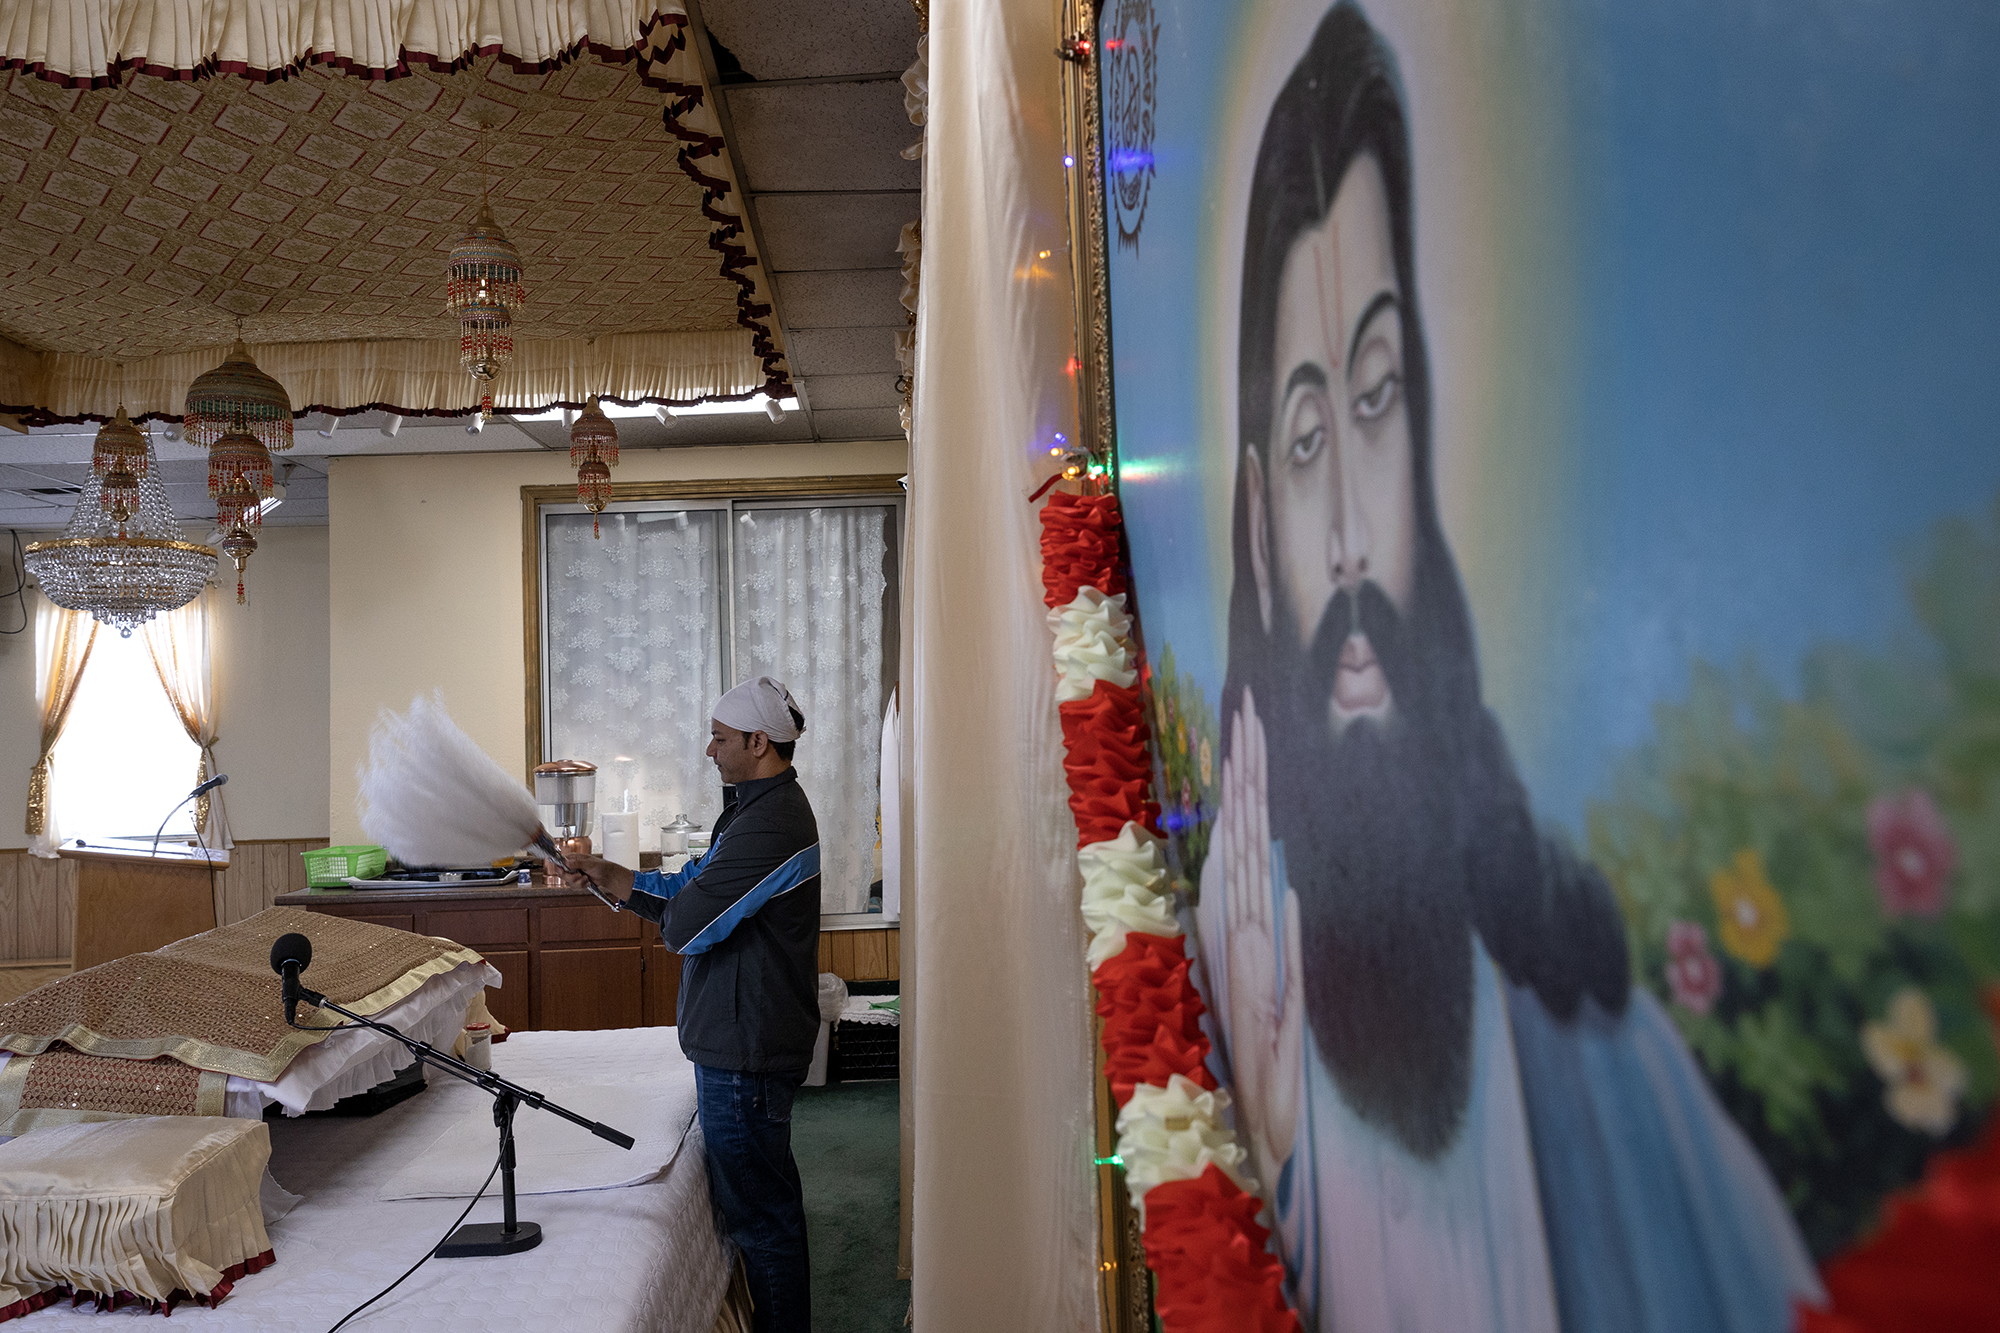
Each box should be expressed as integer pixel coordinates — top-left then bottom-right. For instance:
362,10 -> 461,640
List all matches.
0,328 -> 769,422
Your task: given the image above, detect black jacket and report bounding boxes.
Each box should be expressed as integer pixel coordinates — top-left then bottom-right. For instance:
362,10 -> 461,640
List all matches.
624,767 -> 821,1073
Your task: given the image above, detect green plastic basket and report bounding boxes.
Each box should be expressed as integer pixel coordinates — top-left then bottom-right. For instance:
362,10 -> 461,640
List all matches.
302,844 -> 388,887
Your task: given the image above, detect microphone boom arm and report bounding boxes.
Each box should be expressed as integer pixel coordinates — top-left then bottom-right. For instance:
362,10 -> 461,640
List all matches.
288,988 -> 635,1151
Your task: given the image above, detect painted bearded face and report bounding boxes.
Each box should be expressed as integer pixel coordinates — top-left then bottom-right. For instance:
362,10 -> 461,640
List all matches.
1246,153 -> 1416,743
1243,151 -> 1477,1161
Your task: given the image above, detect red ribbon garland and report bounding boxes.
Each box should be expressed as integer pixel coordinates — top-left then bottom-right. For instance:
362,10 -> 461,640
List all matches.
1795,1112 -> 2000,1333
1041,488 -> 1300,1333
1041,490 -> 1129,609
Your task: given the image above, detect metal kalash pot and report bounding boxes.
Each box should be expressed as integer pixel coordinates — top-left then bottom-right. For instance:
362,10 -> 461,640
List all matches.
533,760 -> 595,888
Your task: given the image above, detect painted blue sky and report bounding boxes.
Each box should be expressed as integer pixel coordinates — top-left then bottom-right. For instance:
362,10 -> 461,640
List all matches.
1526,0 -> 2000,830
1108,0 -> 2000,838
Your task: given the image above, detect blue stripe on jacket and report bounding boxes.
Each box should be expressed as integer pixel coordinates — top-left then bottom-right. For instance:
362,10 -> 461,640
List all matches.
675,843 -> 821,956
631,848 -> 711,909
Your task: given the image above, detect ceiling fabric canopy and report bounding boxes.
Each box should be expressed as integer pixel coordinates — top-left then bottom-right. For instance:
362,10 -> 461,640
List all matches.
0,326 -> 765,421
0,0 -> 682,88
0,0 -> 789,423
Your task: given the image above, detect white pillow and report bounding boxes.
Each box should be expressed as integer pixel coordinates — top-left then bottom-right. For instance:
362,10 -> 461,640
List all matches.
237,961 -> 500,1116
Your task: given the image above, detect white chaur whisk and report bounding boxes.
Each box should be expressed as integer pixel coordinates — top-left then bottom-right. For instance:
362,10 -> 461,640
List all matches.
356,694 -> 618,911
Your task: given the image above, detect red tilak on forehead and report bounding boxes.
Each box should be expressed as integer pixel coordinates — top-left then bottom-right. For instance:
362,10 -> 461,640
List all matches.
1311,219 -> 1344,373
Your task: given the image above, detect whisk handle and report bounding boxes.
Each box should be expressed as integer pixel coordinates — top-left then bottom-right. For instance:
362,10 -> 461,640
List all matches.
532,830 -> 569,870
533,830 -> 626,914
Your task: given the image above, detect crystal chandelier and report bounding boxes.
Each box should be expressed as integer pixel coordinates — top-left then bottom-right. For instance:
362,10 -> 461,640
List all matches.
570,396 -> 619,538
445,196 -> 526,419
185,341 -> 292,605
24,416 -> 216,637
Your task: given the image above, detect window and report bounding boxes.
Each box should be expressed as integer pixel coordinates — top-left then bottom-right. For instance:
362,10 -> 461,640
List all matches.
50,628 -> 200,842
530,483 -> 903,921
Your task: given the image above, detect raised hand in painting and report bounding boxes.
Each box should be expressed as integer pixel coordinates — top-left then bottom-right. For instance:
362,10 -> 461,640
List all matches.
1218,686 -> 1304,1190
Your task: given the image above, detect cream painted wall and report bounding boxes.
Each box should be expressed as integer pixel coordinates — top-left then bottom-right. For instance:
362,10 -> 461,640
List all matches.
0,525 -> 330,850
0,537 -> 35,846
327,440 -> 909,845
212,526 -> 331,840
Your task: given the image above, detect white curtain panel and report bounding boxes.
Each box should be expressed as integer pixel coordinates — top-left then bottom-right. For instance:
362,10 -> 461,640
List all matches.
544,509 -> 724,838
732,506 -> 888,915
906,0 -> 1102,1323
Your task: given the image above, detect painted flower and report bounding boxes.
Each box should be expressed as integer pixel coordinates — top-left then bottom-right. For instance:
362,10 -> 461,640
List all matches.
1199,736 -> 1213,788
1861,988 -> 1967,1137
1709,848 -> 1791,968
1664,920 -> 1723,1015
1867,789 -> 1956,918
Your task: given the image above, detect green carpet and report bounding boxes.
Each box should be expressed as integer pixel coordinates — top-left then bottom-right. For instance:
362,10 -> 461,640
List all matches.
795,1078 -> 909,1332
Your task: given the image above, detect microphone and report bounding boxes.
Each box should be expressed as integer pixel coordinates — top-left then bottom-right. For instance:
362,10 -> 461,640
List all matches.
269,932 -> 321,1027
151,773 -> 230,856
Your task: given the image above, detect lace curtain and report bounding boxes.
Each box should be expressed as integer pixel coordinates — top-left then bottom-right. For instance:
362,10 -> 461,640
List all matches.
544,509 -> 725,835
733,506 -> 889,914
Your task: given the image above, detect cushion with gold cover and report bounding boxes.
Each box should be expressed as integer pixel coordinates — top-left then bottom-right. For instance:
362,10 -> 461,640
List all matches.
0,907 -> 483,1083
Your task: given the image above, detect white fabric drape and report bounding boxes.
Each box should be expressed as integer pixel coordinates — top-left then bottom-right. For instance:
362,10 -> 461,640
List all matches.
140,589 -> 231,852
27,600 -> 98,859
879,687 -> 901,923
544,509 -> 725,836
0,0 -> 685,87
732,506 -> 887,915
907,0 -> 1100,1324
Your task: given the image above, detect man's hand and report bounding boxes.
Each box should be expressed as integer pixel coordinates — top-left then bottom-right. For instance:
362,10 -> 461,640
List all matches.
560,853 -> 635,901
1217,687 -> 1304,1189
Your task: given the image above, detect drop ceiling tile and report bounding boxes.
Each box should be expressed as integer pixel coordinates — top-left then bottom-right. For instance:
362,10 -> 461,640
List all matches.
783,327 -> 899,377
722,82 -> 919,194
702,0 -> 919,81
753,192 -> 916,272
800,373 -> 901,410
775,269 -> 908,328
810,407 -> 903,440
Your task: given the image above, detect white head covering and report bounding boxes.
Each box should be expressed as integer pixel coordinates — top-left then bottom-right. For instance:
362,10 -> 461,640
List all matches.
712,676 -> 806,742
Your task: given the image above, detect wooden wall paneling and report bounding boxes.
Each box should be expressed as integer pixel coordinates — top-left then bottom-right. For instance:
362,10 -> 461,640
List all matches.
225,853 -> 261,927
886,927 -> 899,980
283,842 -> 311,897
55,858 -> 76,960
817,933 -> 833,974
851,929 -> 889,981
262,842 -> 288,912
18,855 -> 63,960
828,930 -> 856,979
0,854 -> 18,961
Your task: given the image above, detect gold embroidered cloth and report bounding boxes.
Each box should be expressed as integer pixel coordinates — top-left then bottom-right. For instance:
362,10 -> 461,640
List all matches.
0,907 -> 483,1082
0,1044 -> 229,1137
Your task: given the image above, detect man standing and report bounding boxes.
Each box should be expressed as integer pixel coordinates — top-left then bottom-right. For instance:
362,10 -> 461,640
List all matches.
565,675 -> 821,1333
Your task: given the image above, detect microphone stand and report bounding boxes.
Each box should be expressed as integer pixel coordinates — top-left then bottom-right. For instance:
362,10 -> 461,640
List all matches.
285,985 -> 633,1257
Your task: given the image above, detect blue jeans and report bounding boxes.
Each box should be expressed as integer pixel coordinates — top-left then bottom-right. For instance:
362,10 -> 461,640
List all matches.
695,1064 -> 810,1333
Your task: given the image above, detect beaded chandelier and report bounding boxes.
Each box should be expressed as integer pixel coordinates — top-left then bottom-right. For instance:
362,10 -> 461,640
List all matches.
570,396 -> 619,538
24,423 -> 216,637
445,197 -> 526,418
91,405 -> 147,530
183,341 -> 295,454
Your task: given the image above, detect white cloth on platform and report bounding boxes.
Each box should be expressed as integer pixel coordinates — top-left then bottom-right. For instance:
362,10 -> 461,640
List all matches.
19,1028 -> 731,1333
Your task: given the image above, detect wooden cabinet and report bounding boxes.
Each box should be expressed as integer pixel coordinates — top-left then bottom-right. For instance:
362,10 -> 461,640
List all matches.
275,884 -> 900,1033
274,884 -> 660,1034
